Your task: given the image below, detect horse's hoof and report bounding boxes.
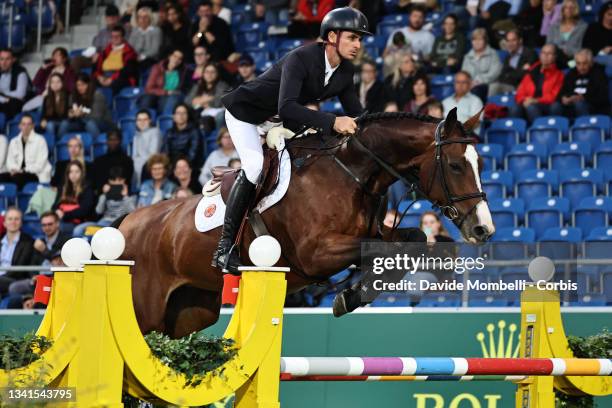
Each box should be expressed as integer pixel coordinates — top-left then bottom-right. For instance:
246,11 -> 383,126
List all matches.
332,291 -> 350,317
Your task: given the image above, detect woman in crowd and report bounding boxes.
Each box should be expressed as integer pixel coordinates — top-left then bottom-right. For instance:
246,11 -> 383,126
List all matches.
51,136 -> 93,187
160,4 -> 192,62
547,0 -> 588,63
52,160 -> 95,233
461,28 -> 502,102
32,47 -> 76,95
161,103 -> 201,167
419,211 -> 454,243
132,110 -> 162,186
140,48 -> 191,114
171,156 -> 202,195
404,75 -> 437,115
191,46 -> 211,82
40,73 -> 69,139
199,127 -> 238,185
137,154 -> 176,207
59,74 -> 113,138
541,0 -> 562,40
185,63 -> 229,123
384,51 -> 423,112
429,14 -> 466,74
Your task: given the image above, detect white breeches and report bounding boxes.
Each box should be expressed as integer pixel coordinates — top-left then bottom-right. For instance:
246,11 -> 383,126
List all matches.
224,109 -> 263,184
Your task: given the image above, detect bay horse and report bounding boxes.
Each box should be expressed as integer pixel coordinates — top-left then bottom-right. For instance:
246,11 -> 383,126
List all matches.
118,108 -> 495,338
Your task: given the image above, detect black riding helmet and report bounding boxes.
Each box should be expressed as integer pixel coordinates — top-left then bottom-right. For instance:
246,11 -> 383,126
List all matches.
320,7 -> 372,40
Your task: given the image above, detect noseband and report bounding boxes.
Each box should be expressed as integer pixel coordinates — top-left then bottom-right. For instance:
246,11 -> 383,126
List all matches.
424,120 -> 487,229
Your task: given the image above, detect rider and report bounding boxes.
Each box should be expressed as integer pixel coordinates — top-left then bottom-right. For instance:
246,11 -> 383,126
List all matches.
214,7 -> 372,274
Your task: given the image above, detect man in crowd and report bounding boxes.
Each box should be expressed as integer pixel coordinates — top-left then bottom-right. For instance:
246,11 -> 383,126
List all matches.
128,6 -> 162,72
0,49 -> 30,120
551,48 -> 610,117
71,5 -> 121,73
0,207 -> 37,296
191,0 -> 235,61
488,30 -> 538,96
442,71 -> 483,134
93,130 -> 134,193
94,25 -> 138,95
509,44 -> 564,123
235,54 -> 257,86
385,7 -> 435,61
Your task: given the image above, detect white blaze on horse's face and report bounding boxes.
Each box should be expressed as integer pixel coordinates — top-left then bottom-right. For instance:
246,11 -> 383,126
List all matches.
464,145 -> 495,238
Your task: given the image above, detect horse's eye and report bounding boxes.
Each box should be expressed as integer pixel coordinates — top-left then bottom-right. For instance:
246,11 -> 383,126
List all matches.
449,163 -> 462,172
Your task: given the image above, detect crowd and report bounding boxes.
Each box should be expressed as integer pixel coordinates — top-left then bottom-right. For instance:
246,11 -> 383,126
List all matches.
0,0 -> 610,308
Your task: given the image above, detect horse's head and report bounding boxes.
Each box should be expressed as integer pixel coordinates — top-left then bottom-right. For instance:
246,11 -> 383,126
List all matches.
409,108 -> 495,243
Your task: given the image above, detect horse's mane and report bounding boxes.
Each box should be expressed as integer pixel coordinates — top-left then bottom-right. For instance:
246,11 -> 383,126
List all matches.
355,111 -> 441,126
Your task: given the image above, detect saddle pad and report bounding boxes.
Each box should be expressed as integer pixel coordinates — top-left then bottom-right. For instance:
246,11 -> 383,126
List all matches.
195,139 -> 291,232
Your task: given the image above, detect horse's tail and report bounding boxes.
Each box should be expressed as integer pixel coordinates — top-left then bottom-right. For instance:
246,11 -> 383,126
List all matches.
111,213 -> 130,229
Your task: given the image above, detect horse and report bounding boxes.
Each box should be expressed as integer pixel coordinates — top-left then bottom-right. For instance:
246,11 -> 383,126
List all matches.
118,108 -> 495,338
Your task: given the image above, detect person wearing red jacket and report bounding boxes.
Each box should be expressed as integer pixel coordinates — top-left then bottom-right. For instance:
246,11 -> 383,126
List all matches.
290,0 -> 335,38
509,44 -> 564,123
94,25 -> 138,95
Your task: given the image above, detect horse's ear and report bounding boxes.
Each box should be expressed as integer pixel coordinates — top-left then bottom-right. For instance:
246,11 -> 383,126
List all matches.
443,108 -> 457,137
463,108 -> 484,133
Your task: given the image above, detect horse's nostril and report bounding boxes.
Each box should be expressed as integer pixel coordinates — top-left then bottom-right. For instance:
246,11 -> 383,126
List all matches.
472,225 -> 489,239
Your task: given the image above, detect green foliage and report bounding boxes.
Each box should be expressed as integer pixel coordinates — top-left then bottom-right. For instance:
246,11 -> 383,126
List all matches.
0,332 -> 52,371
555,329 -> 611,408
144,331 -> 238,387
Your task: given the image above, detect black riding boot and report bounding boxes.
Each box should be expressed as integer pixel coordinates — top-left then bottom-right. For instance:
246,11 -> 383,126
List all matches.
211,170 -> 257,274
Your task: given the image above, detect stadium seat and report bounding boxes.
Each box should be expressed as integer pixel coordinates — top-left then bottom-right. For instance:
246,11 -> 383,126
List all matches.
321,99 -> 343,114
382,13 -> 409,24
481,170 -> 513,199
549,142 -> 590,170
586,226 -> 612,240
489,198 -> 525,229
540,227 -> 582,242
431,75 -> 454,100
528,116 -> 568,152
526,197 -> 570,239
22,213 -> 43,239
468,294 -> 509,307
98,87 -> 114,110
0,183 -> 17,207
594,141 -> 612,171
570,293 -> 607,306
417,292 -> 461,307
376,20 -> 403,37
120,118 -> 136,143
570,115 -> 609,150
573,197 -> 612,237
17,182 -> 40,212
0,19 -> 26,52
476,144 -> 503,171
58,132 -> 93,151
157,115 -> 174,133
487,93 -> 516,108
362,35 -> 387,58
538,227 -> 581,259
396,200 -> 433,228
505,143 -> 546,179
491,227 -> 535,260
26,3 -> 54,33
243,43 -> 270,68
485,118 -> 526,154
371,293 -> 411,307
584,227 -> 612,260
515,169 -> 558,201
0,113 -> 5,135
276,39 -> 303,59
560,168 -> 604,209
603,271 -> 612,304
236,22 -> 267,50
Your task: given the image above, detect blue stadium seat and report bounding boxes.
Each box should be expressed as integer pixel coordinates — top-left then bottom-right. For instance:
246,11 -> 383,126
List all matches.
276,39 -> 303,59
0,113 -> 5,135
549,142 -> 590,170
476,143 -> 503,171
230,4 -> 252,27
157,115 -> 173,133
489,198 -> 525,229
321,100 -> 343,114
573,196 -> 612,237
487,93 -> 516,108
540,227 -> 582,242
481,170 -> 513,199
242,43 -> 270,68
397,200 -> 433,228
570,115 -> 609,150
26,3 -> 54,33
560,168 -> 604,209
371,293 -> 411,307
516,169 -> 559,201
468,294 -> 509,307
570,293 -> 607,306
584,227 -> 612,260
17,182 -> 40,212
98,86 -> 114,110
491,227 -> 535,259
526,197 -> 570,239
528,116 -> 568,152
119,118 -> 136,144
377,21 -> 403,37
505,143 -> 546,179
382,13 -> 409,24
0,18 -> 26,52
431,75 -> 454,100
485,118 -> 526,154
586,226 -> 612,240
603,271 -> 612,304
417,292 -> 461,307
236,22 -> 267,50
114,95 -> 140,119
362,35 -> 387,58
0,183 -> 17,207
594,141 -> 612,171
22,213 -> 43,239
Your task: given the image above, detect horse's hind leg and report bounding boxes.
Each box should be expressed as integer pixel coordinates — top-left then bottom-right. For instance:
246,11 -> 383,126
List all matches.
164,285 -> 222,338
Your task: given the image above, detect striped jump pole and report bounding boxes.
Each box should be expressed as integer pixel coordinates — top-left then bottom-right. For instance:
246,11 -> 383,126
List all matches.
280,357 -> 612,377
280,374 -> 528,382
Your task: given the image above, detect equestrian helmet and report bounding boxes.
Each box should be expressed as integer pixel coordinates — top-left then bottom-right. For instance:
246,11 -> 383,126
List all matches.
320,7 -> 372,40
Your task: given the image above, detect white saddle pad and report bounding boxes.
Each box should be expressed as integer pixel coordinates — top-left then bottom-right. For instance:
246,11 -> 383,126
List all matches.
195,141 -> 291,232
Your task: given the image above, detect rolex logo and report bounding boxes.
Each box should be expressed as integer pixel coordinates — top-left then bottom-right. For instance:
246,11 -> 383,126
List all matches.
476,320 -> 520,358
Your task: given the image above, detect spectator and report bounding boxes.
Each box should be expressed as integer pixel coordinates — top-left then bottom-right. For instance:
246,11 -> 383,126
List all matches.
32,47 -> 76,96
513,0 -> 545,47
191,46 -> 211,82
161,5 -> 193,62
170,156 -> 202,195
384,52 -> 423,113
199,127 -> 238,185
384,101 -> 399,112
426,100 -> 444,118
190,1 -> 235,62
235,54 -> 257,86
509,44 -> 564,122
228,157 -> 241,169
92,130 -> 134,193
137,154 -> 176,207
128,7 -> 162,71
404,74 -> 437,115
185,63 -> 229,122
59,74 -> 113,138
551,49 -> 610,117
132,110 -> 162,185
289,0 -> 334,39
541,0 -> 562,39
70,5 -> 120,73
0,114 -> 52,187
488,30 -> 538,96
161,104 -> 202,167
52,160 -> 95,233
0,49 -> 30,120
461,28 -> 502,102
429,14 -> 466,74
0,134 -> 7,174
385,7 -> 435,61
256,0 -> 290,31
0,208 -> 36,296
358,60 -> 386,113
74,167 -> 136,236
40,73 -> 70,140
546,0 -> 588,63
51,136 -> 93,188
420,211 -> 454,243
94,25 -> 139,95
212,0 -> 231,25
582,2 -> 612,57
442,71 -> 483,134
140,49 -> 190,113
32,211 -> 70,268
